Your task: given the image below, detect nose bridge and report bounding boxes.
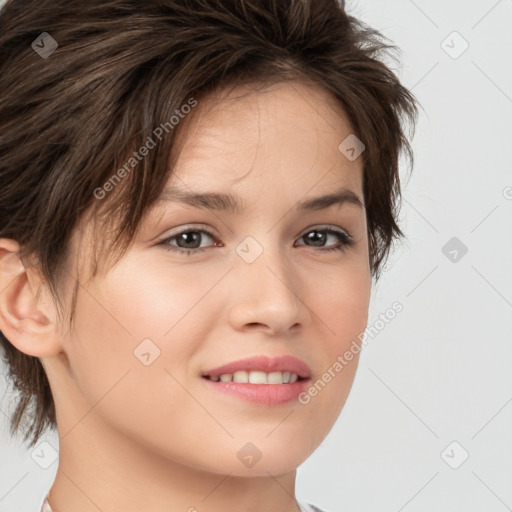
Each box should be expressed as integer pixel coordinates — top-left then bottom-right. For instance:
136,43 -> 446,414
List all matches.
228,231 -> 307,332
236,233 -> 293,291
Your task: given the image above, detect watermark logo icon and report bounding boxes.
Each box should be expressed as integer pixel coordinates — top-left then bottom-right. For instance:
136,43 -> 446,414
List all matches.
31,441 -> 59,469
442,237 -> 468,263
441,441 -> 469,469
236,236 -> 264,264
441,31 -> 469,59
32,32 -> 58,59
237,442 -> 263,468
133,338 -> 161,366
338,134 -> 365,161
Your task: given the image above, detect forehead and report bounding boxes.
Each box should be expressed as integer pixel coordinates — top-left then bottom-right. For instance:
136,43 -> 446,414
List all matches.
165,79 -> 364,206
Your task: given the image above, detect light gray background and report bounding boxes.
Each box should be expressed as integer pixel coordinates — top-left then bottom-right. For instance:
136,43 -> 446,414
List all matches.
1,1 -> 511,511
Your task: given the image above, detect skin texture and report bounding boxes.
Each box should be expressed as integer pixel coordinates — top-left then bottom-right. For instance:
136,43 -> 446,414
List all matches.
0,80 -> 371,512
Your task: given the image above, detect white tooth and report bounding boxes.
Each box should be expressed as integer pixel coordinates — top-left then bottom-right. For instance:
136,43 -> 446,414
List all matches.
214,371 -> 297,384
267,372 -> 284,384
248,371 -> 268,384
233,371 -> 249,383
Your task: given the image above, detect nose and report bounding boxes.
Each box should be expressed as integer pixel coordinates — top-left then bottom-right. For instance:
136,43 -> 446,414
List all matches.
227,242 -> 311,336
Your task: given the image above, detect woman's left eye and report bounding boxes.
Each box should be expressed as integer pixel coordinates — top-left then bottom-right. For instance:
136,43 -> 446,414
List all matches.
295,227 -> 354,253
158,226 -> 354,255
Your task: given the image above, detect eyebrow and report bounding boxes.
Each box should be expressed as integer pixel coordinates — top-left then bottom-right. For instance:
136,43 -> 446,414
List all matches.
155,185 -> 365,214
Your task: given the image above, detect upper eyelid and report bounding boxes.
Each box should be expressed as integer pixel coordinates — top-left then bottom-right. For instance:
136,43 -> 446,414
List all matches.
162,224 -> 216,239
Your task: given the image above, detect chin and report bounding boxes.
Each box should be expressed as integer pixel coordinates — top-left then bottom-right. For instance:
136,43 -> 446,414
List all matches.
186,443 -> 310,477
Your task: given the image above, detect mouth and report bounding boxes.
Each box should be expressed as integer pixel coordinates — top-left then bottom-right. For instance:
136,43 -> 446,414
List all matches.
200,355 -> 311,405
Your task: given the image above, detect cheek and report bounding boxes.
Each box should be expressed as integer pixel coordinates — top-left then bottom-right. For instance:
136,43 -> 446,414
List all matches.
106,255 -> 222,339
63,262 -> 219,404
62,282 -> 209,460
309,259 -> 371,347
299,263 -> 370,420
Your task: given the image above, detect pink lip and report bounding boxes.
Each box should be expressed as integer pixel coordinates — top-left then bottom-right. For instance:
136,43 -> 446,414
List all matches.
202,378 -> 310,405
201,355 -> 311,379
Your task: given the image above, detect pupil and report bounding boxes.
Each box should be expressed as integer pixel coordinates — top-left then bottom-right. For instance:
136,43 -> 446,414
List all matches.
306,230 -> 325,246
179,232 -> 200,248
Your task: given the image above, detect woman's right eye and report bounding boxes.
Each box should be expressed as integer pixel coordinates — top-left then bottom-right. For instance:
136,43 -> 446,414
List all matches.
158,227 -> 219,255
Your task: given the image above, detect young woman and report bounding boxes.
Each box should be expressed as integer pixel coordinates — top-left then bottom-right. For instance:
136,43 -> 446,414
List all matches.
0,1 -> 418,510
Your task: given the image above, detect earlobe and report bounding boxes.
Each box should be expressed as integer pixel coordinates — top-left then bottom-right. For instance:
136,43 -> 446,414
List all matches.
0,238 -> 62,357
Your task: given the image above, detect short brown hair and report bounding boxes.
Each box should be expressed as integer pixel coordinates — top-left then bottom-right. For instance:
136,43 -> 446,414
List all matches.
0,0 -> 419,447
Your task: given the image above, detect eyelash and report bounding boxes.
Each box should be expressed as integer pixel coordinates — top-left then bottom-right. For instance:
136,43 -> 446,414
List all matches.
157,225 -> 355,256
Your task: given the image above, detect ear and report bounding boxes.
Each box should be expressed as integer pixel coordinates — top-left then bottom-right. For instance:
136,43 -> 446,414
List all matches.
0,238 -> 63,357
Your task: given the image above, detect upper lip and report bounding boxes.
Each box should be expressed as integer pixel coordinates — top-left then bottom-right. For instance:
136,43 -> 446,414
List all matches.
202,355 -> 311,379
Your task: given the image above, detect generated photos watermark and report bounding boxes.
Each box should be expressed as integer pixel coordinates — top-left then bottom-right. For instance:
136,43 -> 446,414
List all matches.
298,301 -> 403,405
93,97 -> 198,200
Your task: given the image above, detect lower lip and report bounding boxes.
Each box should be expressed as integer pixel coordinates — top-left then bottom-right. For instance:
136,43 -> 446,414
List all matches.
201,377 -> 310,405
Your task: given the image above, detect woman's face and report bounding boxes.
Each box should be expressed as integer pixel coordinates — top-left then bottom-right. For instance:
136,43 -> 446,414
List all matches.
52,80 -> 371,476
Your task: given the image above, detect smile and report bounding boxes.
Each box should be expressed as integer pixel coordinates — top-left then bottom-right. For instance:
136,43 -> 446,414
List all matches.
204,370 -> 302,384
